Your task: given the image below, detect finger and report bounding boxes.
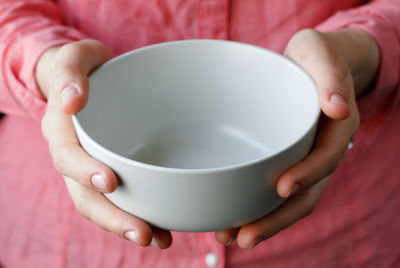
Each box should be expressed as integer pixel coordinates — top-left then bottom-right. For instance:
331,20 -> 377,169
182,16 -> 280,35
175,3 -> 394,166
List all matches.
307,64 -> 351,121
51,39 -> 112,114
214,227 -> 240,246
277,109 -> 360,198
284,29 -> 352,120
64,176 -> 165,247
151,227 -> 173,249
276,113 -> 359,198
236,176 -> 331,249
42,96 -> 117,193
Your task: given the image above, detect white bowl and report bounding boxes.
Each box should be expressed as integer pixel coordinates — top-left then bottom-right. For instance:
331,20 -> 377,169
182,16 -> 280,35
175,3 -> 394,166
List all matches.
73,40 -> 319,232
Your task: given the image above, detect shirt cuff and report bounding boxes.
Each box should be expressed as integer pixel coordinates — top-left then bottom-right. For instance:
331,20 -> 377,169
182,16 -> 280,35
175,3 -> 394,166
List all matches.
17,27 -> 87,119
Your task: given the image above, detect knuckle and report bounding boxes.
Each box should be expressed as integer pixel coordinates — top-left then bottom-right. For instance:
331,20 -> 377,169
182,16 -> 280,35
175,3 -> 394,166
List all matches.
57,39 -> 102,61
56,41 -> 83,59
351,112 -> 361,134
53,65 -> 78,81
302,149 -> 339,182
81,38 -> 105,47
285,29 -> 321,58
72,192 -> 88,217
41,114 -> 50,141
52,155 -> 65,174
104,215 -> 122,236
326,153 -> 341,174
301,197 -> 318,217
325,70 -> 347,91
55,64 -> 77,75
293,29 -> 321,43
68,183 -> 93,221
80,39 -> 113,58
273,218 -> 292,233
51,65 -> 80,93
77,39 -> 99,52
301,153 -> 333,182
316,146 -> 342,177
49,143 -> 68,174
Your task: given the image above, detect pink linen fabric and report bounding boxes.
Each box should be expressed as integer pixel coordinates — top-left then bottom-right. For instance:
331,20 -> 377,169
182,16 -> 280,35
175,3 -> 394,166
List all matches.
0,0 -> 399,267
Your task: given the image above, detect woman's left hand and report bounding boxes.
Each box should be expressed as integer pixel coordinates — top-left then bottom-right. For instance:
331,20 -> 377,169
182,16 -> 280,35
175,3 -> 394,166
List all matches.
215,28 -> 380,249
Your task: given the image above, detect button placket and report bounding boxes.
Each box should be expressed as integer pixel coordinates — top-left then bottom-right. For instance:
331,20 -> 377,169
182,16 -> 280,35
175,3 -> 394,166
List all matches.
197,232 -> 226,268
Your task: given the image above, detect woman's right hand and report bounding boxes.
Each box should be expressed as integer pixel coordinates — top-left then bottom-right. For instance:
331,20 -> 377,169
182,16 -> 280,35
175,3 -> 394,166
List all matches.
36,39 -> 172,249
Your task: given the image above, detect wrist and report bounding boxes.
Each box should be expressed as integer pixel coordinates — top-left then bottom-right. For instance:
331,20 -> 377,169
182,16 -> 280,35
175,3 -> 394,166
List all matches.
36,46 -> 61,99
322,28 -> 380,96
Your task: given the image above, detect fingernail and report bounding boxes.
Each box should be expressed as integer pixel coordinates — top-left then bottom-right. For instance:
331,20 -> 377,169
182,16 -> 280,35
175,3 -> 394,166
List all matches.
91,174 -> 108,192
289,183 -> 302,197
248,237 -> 265,250
151,237 -> 161,249
125,231 -> 140,246
61,84 -> 79,104
329,93 -> 346,105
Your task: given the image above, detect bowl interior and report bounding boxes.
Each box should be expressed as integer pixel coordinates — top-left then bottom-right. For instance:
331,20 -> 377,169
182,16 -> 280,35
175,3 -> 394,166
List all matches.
76,40 -> 319,169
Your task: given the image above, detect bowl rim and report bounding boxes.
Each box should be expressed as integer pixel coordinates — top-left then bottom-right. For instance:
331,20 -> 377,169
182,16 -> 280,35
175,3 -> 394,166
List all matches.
72,39 -> 320,174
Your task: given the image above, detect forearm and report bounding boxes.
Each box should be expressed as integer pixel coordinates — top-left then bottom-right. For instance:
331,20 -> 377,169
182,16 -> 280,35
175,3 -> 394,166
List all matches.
323,28 -> 380,97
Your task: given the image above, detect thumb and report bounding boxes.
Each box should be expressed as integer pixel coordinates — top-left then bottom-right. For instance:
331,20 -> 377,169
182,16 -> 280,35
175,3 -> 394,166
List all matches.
301,61 -> 352,120
50,39 -> 112,114
284,29 -> 352,120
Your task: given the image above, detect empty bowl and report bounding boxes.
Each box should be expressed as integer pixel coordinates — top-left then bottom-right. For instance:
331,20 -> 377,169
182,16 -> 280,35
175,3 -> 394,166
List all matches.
72,40 -> 320,232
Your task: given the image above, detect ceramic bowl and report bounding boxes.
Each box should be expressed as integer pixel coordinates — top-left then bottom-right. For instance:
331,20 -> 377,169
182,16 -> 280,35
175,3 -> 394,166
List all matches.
73,40 -> 320,232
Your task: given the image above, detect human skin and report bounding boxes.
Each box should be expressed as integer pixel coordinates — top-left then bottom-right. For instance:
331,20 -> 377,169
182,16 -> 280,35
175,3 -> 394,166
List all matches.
36,28 -> 379,249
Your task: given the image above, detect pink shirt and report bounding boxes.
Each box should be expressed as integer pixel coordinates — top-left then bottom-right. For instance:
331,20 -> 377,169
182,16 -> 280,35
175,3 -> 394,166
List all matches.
1,0 -> 399,267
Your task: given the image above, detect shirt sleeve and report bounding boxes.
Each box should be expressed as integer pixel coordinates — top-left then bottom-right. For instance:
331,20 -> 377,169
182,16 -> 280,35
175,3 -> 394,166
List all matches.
0,0 -> 87,119
315,0 -> 400,121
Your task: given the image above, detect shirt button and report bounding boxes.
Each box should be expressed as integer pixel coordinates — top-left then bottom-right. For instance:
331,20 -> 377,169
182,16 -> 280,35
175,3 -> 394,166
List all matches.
348,138 -> 354,149
205,252 -> 219,267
